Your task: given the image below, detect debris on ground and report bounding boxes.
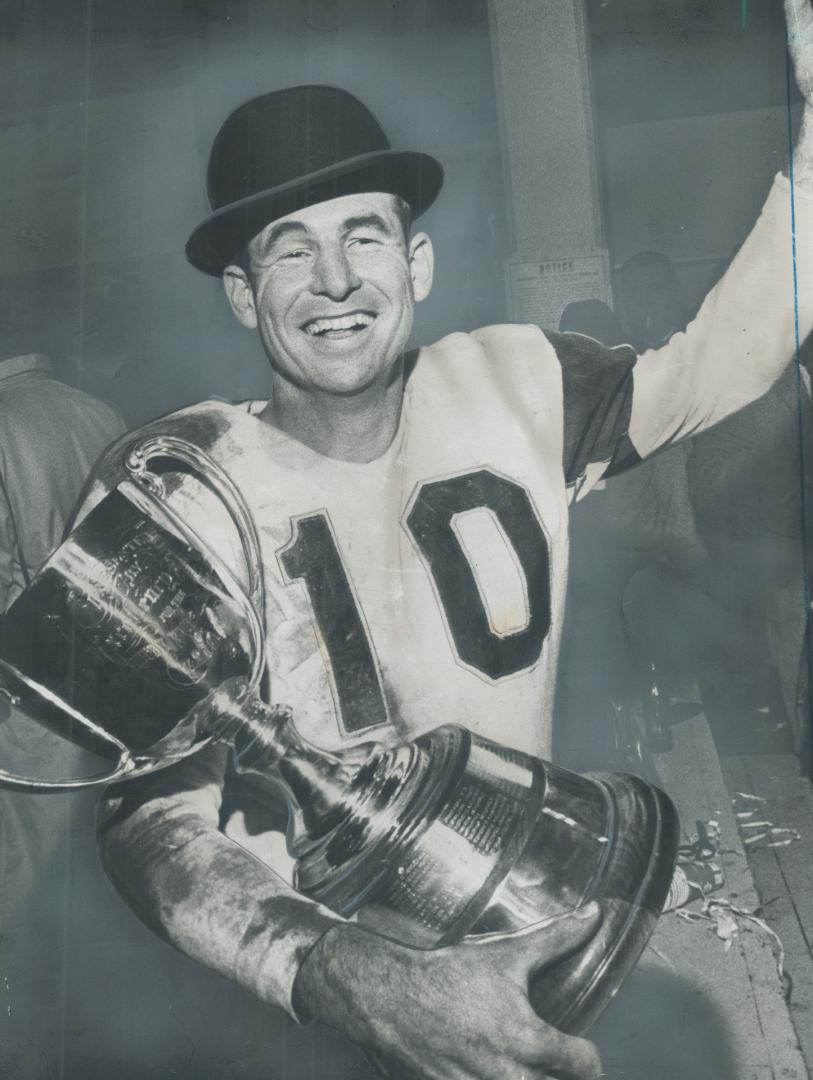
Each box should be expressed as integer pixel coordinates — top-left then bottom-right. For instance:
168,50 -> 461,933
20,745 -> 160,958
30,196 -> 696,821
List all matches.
663,795 -> 796,999
663,819 -> 725,911
731,793 -> 802,852
675,897 -> 790,998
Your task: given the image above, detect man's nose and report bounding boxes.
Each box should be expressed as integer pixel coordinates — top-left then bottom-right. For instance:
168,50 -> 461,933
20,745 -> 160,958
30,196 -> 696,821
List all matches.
311,245 -> 362,301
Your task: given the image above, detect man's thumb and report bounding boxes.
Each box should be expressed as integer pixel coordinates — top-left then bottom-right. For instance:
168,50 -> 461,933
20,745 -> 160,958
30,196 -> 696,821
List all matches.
501,901 -> 603,976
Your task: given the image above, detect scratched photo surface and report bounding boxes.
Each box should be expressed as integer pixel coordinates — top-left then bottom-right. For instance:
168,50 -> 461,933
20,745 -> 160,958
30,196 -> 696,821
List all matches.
0,2 -> 811,1079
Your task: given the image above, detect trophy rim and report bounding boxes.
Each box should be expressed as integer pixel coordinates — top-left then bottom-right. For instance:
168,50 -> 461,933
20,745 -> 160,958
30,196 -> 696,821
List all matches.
0,656 -> 137,792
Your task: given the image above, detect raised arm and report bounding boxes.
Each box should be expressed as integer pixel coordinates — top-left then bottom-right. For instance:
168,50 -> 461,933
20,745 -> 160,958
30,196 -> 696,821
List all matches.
627,0 -> 813,459
788,0 -> 813,188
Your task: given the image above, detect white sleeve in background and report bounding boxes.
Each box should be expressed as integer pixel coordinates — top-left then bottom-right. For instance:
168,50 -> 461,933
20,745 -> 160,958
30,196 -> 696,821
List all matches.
629,173 -> 813,458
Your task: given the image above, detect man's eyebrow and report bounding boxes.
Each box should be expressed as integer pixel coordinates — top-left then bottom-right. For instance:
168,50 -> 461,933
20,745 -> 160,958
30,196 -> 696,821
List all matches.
341,213 -> 396,235
260,220 -> 311,252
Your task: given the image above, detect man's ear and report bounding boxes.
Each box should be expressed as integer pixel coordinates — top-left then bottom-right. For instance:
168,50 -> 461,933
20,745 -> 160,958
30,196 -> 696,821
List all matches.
222,266 -> 258,329
409,232 -> 434,303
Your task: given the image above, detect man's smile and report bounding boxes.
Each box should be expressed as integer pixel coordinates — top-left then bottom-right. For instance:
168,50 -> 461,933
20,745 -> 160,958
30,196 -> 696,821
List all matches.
302,311 -> 376,338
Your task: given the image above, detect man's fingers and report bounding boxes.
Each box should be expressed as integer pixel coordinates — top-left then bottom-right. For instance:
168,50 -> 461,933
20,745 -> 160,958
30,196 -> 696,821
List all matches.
524,902 -> 603,977
528,1026 -> 603,1080
786,0 -> 813,24
786,0 -> 813,50
476,901 -> 602,975
786,0 -> 813,98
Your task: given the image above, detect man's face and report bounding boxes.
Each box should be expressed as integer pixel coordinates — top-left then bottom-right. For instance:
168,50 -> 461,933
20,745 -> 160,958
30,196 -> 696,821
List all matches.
224,192 -> 433,397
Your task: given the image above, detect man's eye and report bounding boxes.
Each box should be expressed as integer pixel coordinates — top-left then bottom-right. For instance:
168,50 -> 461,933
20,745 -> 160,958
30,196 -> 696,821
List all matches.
278,249 -> 310,262
348,235 -> 381,248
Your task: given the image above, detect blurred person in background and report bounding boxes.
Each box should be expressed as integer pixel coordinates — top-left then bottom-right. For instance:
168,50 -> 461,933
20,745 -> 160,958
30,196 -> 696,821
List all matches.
688,332 -> 813,762
0,339 -> 124,1077
556,265 -> 714,775
0,351 -> 124,610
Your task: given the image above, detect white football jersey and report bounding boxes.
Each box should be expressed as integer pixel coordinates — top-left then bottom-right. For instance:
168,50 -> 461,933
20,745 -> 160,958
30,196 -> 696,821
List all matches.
79,323 -> 644,886
93,327 -> 589,758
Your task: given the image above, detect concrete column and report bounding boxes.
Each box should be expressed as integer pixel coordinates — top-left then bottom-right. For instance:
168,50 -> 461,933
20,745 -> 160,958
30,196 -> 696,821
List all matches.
488,0 -> 610,325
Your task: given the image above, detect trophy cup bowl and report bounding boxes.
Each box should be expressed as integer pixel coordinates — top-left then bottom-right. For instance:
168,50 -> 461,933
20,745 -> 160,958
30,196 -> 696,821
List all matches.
0,435 -> 679,1038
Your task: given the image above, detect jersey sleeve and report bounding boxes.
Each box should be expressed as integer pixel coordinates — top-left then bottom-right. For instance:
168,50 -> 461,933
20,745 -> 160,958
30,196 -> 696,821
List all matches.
546,330 -> 640,499
628,173 -> 813,458
97,745 -> 343,1021
552,172 -> 813,497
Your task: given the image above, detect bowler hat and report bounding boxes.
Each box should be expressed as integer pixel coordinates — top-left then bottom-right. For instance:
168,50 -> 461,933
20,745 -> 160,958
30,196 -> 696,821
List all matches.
186,85 -> 444,276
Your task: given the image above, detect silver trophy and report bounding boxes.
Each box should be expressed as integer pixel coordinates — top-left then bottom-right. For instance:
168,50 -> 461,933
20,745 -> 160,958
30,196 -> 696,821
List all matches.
0,434 -> 679,1036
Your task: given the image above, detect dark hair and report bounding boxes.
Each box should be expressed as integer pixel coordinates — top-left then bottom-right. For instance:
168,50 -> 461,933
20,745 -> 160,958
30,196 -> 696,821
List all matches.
226,194 -> 413,281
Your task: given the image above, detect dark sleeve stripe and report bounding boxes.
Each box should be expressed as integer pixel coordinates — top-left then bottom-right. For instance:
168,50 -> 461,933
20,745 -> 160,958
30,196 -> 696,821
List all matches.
603,432 -> 642,478
546,330 -> 641,483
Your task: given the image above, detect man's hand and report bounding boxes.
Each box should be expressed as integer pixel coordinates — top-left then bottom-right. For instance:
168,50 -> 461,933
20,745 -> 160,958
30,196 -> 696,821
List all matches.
786,0 -> 813,184
787,0 -> 813,101
293,903 -> 604,1080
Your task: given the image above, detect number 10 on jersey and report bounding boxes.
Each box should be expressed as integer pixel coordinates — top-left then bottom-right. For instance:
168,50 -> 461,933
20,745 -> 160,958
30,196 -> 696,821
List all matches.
278,469 -> 551,733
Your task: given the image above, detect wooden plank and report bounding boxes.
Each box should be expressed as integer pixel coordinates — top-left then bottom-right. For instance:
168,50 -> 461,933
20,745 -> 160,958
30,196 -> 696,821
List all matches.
741,755 -> 813,948
649,716 -> 808,1080
733,754 -> 813,1073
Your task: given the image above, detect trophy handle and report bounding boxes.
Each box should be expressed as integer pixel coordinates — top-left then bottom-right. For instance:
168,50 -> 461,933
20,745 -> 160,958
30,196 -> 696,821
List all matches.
0,753 -> 136,793
124,433 -> 268,696
0,675 -> 137,792
0,433 -> 270,793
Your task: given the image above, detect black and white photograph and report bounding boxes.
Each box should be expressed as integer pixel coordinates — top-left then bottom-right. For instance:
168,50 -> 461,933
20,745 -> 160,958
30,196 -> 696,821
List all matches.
0,1 -> 812,1078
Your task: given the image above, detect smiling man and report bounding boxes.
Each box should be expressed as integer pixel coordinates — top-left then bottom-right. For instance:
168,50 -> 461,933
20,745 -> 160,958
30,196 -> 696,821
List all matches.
223,191 -> 432,460
76,5 -> 813,1077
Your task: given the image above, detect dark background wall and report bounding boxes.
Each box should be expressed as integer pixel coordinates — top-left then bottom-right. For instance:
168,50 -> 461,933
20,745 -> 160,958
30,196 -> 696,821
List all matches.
588,0 -> 799,306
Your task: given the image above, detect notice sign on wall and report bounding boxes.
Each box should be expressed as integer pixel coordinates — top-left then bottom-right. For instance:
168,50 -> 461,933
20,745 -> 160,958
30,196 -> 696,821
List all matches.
506,251 -> 612,331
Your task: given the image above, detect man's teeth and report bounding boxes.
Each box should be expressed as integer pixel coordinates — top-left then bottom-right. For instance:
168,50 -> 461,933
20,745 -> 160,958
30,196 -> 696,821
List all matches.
304,313 -> 374,336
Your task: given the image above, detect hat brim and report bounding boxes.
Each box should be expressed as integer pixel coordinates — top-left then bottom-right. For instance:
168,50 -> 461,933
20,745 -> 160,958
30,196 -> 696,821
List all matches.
185,149 -> 444,277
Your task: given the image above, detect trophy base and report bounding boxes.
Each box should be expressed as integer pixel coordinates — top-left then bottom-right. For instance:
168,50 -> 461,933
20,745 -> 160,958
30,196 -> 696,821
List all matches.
296,725 -> 679,1037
